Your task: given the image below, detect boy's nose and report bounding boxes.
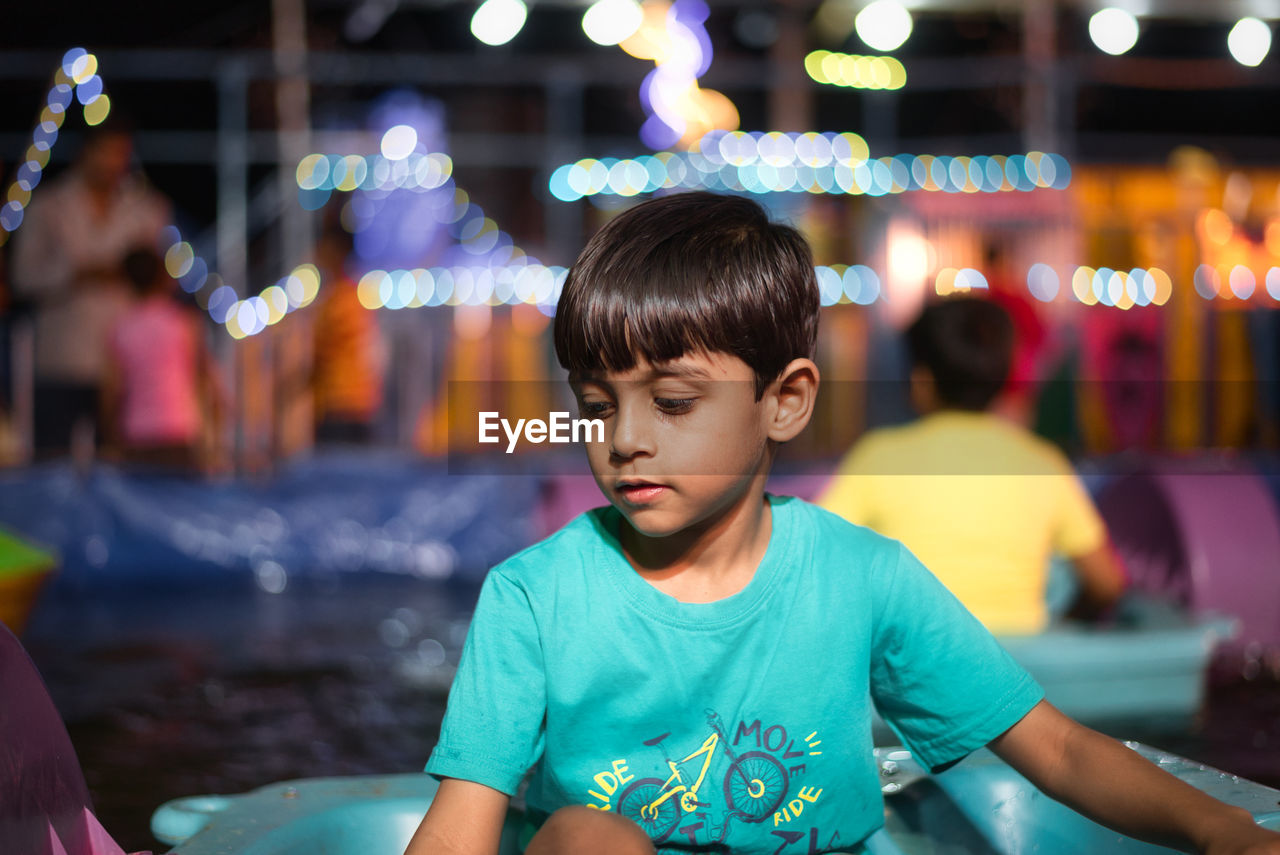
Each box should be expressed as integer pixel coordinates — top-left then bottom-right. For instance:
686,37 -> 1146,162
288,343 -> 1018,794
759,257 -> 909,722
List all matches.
608,406 -> 655,460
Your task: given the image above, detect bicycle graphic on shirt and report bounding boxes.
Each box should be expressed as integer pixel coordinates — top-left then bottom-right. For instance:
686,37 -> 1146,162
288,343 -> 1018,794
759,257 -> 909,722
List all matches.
615,710 -> 789,845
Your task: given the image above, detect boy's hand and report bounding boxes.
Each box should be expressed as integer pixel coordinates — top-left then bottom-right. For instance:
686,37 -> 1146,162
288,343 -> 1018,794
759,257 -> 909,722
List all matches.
990,700 -> 1280,854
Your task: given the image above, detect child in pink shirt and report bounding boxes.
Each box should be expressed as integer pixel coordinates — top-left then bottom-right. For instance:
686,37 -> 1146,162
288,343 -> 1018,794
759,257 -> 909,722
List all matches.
104,248 -> 221,469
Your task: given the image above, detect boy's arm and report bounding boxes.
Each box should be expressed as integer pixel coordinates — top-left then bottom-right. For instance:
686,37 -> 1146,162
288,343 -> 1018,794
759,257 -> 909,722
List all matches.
1065,541 -> 1127,620
404,778 -> 510,855
989,700 -> 1280,854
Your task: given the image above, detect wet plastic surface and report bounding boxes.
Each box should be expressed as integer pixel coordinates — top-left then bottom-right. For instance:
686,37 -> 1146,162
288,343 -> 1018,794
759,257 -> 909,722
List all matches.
20,574 -> 476,851
16,569 -> 1279,853
148,746 -> 1280,855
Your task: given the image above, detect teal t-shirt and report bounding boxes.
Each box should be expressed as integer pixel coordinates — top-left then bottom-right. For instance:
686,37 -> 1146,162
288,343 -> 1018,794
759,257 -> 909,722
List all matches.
426,495 -> 1043,854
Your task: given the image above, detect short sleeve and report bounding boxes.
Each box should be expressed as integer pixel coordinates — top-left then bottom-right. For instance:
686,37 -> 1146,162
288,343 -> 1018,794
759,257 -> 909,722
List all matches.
1051,474 -> 1107,558
869,543 -> 1043,772
426,568 -> 547,794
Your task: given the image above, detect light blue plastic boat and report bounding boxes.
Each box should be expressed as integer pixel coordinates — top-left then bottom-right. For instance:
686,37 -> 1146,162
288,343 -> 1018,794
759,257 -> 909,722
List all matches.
152,744 -> 1280,855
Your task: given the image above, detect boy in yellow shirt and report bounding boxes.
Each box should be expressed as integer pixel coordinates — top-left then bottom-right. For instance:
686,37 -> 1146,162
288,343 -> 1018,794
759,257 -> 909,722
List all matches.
819,296 -> 1125,634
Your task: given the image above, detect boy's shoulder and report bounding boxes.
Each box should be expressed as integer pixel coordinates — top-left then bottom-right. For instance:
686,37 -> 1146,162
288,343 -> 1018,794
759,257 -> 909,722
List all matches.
857,413 -> 1074,474
779,495 -> 905,560
488,506 -> 614,583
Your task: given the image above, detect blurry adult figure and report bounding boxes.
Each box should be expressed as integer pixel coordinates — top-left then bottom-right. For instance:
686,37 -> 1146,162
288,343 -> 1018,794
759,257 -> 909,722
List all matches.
983,239 -> 1046,426
102,247 -> 223,470
311,224 -> 384,444
818,297 -> 1126,634
10,120 -> 170,456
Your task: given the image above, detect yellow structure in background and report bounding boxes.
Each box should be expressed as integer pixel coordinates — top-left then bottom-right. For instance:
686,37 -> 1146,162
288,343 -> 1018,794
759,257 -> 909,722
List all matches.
1071,154 -> 1280,452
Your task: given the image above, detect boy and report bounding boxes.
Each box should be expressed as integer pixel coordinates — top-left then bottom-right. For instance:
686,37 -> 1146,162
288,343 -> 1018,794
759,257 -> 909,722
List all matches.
406,193 -> 1279,855
818,297 -> 1126,634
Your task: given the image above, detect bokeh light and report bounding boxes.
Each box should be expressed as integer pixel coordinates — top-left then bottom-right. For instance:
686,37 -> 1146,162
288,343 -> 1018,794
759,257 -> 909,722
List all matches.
75,74 -> 104,105
1027,263 -> 1060,302
470,0 -> 528,46
855,0 -> 913,52
1229,265 -> 1257,299
84,94 -> 112,126
804,50 -> 906,90
815,266 -> 844,306
165,242 -> 195,279
1193,264 -> 1221,299
548,133 -> 1070,200
1227,17 -> 1271,67
955,268 -> 989,290
582,0 -> 644,46
68,51 -> 98,84
1089,8 -> 1140,56
380,124 -> 419,161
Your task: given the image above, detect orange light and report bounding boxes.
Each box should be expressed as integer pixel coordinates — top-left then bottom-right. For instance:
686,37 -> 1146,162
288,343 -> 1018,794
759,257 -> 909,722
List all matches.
1200,208 -> 1234,247
619,0 -> 670,60
1266,220 -> 1280,257
935,267 -> 958,296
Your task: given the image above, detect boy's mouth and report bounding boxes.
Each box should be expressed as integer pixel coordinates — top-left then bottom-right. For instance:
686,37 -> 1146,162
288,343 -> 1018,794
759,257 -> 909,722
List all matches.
615,480 -> 668,504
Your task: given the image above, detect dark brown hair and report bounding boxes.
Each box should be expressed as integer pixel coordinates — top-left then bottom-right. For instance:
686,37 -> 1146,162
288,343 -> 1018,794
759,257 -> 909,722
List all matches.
907,296 -> 1014,411
553,192 -> 819,398
122,246 -> 164,296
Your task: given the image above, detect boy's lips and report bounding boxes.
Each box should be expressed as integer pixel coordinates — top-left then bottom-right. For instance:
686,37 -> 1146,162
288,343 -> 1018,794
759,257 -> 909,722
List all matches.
615,481 -> 668,503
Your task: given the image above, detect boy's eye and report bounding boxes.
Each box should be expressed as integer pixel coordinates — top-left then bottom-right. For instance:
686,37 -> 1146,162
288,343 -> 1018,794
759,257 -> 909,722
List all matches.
579,400 -> 614,418
655,397 -> 695,415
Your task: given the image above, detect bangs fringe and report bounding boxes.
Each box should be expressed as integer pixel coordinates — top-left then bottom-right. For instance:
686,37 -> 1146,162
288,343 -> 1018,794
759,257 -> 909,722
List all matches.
553,192 -> 818,394
556,271 -> 749,377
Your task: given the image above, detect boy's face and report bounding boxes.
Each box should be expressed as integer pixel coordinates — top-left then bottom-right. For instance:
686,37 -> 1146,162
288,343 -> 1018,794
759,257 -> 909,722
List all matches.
571,350 -> 774,539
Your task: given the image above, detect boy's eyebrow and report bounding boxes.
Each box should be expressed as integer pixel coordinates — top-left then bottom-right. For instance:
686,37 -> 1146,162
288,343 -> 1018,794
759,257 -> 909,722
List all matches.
647,362 -> 712,380
569,363 -> 713,384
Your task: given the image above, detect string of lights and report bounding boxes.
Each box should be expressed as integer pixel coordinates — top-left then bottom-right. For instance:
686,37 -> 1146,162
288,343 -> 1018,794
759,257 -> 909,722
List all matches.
2,47 -> 231,342
804,50 -> 906,91
549,130 -> 1071,202
350,263 -> 569,313
0,48 -> 112,246
1088,6 -> 1272,65
333,259 -> 1280,314
10,39 -> 1275,341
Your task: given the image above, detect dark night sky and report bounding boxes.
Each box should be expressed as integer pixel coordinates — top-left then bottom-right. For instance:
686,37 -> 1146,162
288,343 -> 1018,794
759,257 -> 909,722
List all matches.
2,2 -> 1275,242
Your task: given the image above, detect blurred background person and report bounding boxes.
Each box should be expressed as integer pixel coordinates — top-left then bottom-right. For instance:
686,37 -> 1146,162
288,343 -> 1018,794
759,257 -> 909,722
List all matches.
983,239 -> 1048,427
9,118 -> 170,458
819,296 -> 1127,634
101,247 -> 224,471
311,221 -> 384,446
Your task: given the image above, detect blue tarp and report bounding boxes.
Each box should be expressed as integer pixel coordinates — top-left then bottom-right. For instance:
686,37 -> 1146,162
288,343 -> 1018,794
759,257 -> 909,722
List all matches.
0,452 -> 543,593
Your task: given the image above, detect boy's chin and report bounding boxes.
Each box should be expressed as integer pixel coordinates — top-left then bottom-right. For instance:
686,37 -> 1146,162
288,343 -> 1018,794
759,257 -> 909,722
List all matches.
612,505 -> 689,539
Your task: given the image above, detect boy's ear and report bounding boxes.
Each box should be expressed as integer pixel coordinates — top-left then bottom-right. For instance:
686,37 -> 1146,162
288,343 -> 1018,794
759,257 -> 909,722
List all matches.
765,358 -> 820,443
909,365 -> 938,414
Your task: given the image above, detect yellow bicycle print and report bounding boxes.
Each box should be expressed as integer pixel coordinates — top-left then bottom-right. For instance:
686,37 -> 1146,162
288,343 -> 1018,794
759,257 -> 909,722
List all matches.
616,710 -> 789,844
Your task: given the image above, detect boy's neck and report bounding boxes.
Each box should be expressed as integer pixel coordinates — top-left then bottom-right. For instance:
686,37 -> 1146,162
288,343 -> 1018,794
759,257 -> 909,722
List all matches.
617,478 -> 773,604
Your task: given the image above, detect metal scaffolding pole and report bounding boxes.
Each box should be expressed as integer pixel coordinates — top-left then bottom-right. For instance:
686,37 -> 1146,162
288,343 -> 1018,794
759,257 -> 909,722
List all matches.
1022,0 -> 1060,155
272,0 -> 313,270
